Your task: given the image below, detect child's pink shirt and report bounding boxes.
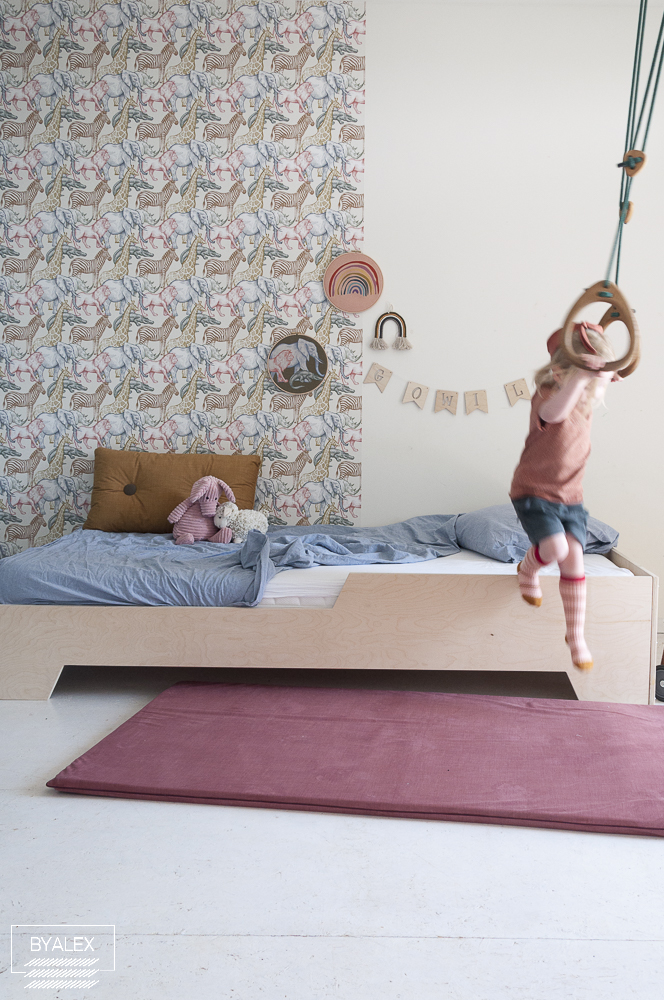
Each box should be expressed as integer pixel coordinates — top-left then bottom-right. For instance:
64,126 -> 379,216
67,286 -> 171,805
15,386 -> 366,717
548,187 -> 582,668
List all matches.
510,387 -> 592,505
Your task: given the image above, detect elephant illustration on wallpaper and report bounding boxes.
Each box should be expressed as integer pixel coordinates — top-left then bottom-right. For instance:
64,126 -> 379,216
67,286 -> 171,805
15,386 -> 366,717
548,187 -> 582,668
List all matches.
302,3 -> 362,44
93,345 -> 152,382
161,344 -> 212,382
290,413 -> 347,451
226,411 -> 283,450
164,1 -> 210,43
232,208 -> 282,247
97,140 -> 145,181
33,1 -> 75,37
96,2 -> 142,41
226,76 -> 282,115
166,212 -> 212,248
229,142 -> 282,181
30,140 -> 78,180
89,410 -> 150,450
229,2 -> 282,43
22,410 -> 82,451
0,475 -> 22,510
0,0 -> 364,549
97,209 -> 146,247
27,474 -> 89,516
289,476 -> 359,519
159,411 -> 213,451
30,209 -> 78,247
96,277 -> 147,317
20,345 -> 81,382
96,71 -> 145,113
33,70 -> 77,109
255,475 -> 289,510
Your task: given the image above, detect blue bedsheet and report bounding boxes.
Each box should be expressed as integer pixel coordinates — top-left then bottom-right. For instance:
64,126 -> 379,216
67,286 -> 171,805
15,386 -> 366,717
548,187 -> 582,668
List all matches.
0,516 -> 460,607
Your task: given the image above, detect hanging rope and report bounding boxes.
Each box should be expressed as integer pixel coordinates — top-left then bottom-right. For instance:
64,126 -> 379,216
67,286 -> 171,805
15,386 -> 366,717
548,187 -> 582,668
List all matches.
624,0 -> 648,153
605,0 -> 664,285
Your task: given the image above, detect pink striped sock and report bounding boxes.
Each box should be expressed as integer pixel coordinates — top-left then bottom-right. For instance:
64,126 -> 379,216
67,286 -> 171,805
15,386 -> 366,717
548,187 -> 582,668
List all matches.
559,576 -> 593,670
517,545 -> 548,606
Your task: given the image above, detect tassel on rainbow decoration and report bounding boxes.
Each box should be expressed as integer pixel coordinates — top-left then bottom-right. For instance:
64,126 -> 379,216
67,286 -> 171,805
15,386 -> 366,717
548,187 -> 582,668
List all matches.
370,311 -> 389,350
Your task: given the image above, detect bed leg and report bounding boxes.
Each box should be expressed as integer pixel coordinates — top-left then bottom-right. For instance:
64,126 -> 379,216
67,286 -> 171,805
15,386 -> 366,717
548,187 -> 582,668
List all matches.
564,664 -> 650,705
0,660 -> 64,701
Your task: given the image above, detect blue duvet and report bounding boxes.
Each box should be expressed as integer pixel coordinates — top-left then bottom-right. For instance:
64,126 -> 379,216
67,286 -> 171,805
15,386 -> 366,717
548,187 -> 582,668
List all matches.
0,516 -> 460,607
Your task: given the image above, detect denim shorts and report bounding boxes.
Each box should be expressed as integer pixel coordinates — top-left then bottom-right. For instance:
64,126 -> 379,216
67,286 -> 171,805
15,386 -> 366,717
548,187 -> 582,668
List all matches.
511,496 -> 588,549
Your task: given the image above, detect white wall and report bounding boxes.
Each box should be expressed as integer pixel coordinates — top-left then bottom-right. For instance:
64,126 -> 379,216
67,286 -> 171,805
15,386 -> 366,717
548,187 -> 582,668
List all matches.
362,0 -> 664,619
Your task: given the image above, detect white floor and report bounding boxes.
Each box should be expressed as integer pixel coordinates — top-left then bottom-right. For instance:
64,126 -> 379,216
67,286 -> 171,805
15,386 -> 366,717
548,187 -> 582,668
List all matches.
2,665 -> 663,1000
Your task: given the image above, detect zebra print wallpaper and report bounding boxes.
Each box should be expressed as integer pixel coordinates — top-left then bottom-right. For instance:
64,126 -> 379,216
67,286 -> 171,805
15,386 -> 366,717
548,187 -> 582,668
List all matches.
0,0 -> 365,554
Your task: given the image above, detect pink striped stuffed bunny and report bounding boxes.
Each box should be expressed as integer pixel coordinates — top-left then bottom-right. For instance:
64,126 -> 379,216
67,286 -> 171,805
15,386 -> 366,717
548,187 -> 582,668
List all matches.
167,476 -> 236,545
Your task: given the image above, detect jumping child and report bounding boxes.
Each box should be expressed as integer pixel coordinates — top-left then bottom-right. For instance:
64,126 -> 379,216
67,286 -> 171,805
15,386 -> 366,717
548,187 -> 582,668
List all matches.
510,321 -> 621,671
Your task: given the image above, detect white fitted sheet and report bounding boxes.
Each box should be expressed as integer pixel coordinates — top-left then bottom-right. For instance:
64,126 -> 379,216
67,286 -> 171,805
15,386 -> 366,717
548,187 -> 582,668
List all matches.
258,550 -> 631,607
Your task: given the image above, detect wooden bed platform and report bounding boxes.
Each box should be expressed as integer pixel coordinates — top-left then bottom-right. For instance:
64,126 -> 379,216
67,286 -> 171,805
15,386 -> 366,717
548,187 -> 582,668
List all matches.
0,549 -> 657,703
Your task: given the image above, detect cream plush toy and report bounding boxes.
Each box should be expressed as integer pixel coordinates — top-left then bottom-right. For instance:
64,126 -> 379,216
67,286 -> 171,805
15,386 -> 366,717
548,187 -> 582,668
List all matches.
214,502 -> 269,544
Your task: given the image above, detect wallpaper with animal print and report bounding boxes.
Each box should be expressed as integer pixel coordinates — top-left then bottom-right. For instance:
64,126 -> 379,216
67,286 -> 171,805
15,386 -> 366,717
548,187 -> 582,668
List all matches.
0,0 -> 364,554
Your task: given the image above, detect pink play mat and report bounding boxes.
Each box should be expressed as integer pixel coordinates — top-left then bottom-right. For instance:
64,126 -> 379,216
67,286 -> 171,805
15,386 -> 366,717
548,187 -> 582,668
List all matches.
48,683 -> 664,837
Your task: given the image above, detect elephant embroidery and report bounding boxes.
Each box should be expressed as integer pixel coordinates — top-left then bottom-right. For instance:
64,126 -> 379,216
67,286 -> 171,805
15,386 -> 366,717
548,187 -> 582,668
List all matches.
267,336 -> 327,392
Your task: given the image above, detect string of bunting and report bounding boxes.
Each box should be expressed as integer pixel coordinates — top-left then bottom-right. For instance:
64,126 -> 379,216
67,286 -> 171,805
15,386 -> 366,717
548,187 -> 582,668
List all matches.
363,363 -> 532,414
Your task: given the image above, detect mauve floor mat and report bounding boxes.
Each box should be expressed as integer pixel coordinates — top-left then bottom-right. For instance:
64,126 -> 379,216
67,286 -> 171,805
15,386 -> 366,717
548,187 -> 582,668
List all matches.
47,683 -> 664,836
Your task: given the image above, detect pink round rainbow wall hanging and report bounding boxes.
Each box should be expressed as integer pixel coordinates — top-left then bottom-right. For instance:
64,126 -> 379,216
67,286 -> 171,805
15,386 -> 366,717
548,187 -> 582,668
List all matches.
323,253 -> 384,312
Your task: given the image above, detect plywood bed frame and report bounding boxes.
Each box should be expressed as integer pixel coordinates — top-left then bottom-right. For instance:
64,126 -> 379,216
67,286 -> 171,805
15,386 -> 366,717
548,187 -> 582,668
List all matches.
0,549 -> 657,703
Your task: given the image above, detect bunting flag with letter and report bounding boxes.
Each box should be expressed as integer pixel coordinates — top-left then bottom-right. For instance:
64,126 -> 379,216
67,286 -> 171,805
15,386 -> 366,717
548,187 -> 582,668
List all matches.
364,362 -> 393,392
434,390 -> 459,415
504,379 -> 532,406
402,382 -> 429,408
465,390 -> 489,414
365,366 -> 531,417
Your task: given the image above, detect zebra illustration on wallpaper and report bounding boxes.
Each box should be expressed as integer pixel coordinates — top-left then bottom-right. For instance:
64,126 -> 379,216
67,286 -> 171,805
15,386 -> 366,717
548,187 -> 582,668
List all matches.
0,0 -> 365,554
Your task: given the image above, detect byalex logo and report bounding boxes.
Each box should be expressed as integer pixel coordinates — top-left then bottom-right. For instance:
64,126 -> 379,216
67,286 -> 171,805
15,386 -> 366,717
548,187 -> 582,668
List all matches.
30,934 -> 97,953
11,925 -> 115,990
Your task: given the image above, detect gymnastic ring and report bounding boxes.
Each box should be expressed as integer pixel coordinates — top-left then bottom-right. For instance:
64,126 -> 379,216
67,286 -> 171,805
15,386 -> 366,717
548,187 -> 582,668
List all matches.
598,303 -> 641,378
560,280 -> 640,377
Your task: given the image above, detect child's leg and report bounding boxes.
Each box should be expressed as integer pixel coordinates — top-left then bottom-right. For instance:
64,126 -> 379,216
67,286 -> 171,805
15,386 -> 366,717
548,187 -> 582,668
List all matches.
518,533 -> 567,606
517,545 -> 547,606
558,533 -> 592,670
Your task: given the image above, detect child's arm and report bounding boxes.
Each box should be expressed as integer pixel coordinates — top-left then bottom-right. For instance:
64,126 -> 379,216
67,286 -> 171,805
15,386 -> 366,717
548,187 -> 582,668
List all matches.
538,355 -> 616,424
538,369 -> 594,423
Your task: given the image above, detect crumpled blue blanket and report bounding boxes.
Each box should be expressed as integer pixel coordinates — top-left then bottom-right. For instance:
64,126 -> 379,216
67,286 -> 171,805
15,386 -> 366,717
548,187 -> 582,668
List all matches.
0,515 -> 460,607
269,515 -> 460,568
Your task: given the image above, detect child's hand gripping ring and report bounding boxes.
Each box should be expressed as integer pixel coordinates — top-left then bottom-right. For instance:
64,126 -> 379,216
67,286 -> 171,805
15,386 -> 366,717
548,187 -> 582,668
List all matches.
559,280 -> 640,378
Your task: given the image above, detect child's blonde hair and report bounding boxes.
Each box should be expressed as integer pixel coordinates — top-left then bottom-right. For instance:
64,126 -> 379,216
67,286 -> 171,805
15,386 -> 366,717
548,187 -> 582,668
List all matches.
535,324 -> 615,408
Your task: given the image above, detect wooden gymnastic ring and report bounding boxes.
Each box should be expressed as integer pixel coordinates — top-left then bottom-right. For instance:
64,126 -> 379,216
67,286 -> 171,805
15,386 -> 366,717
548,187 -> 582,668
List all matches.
598,304 -> 641,378
560,280 -> 640,377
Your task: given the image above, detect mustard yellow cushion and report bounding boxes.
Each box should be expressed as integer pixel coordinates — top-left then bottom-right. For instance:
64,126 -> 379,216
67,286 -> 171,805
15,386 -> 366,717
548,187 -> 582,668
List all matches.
84,449 -> 261,534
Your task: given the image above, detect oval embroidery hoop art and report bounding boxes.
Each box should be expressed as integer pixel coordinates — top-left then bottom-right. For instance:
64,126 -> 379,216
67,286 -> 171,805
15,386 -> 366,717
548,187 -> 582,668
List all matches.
323,253 -> 384,312
267,334 -> 328,395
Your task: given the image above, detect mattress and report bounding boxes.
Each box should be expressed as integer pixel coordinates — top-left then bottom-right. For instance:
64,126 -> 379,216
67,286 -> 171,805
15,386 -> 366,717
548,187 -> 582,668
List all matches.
258,551 -> 632,607
0,516 -> 462,607
0,525 -> 628,609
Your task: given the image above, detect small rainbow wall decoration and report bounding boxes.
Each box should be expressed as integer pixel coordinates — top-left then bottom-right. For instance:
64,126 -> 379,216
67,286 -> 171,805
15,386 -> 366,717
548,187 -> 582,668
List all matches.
324,253 -> 384,312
